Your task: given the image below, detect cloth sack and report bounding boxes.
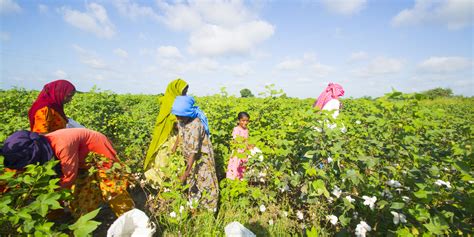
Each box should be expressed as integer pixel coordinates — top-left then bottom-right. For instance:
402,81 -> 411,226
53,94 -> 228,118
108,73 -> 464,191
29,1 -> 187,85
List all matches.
107,209 -> 155,237
224,221 -> 255,237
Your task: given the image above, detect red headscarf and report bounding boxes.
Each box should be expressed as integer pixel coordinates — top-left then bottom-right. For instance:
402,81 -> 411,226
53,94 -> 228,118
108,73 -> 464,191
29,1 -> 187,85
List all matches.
28,80 -> 76,130
313,83 -> 344,109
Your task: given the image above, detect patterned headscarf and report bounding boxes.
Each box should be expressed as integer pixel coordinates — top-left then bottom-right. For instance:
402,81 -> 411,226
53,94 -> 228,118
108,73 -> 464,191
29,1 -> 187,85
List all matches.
0,130 -> 57,172
28,80 -> 76,130
172,96 -> 210,136
313,83 -> 345,109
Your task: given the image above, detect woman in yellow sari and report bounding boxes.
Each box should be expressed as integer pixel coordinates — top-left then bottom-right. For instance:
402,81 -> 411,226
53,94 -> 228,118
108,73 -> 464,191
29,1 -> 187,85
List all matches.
144,79 -> 188,185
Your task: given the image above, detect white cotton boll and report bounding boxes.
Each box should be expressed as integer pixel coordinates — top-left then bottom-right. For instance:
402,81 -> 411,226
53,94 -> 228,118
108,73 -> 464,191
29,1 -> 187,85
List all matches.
282,211 -> 288,217
386,180 -> 402,188
332,186 -> 342,198
435,179 -> 451,189
169,211 -> 176,218
355,221 -> 371,237
259,204 -> 266,213
297,211 -> 304,220
250,147 -> 262,156
327,123 -> 337,129
179,206 -> 184,213
327,215 -> 338,225
356,120 -> 361,125
268,219 -> 274,226
314,126 -> 322,132
164,188 -> 170,192
362,196 -> 377,210
327,156 -> 333,163
327,196 -> 334,203
402,196 -> 410,202
390,211 -> 407,225
345,195 -> 355,203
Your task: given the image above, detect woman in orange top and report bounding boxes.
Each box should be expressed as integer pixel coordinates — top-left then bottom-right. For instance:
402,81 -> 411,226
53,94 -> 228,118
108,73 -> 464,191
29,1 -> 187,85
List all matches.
28,80 -> 76,133
1,128 -> 134,217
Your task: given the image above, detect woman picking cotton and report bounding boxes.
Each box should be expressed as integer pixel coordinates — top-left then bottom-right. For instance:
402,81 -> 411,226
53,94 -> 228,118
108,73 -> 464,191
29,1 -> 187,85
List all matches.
313,82 -> 345,119
170,96 -> 219,212
0,128 -> 134,218
28,80 -> 80,134
143,79 -> 188,186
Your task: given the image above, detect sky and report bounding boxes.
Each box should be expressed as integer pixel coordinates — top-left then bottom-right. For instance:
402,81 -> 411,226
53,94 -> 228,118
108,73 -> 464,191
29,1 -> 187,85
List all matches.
0,0 -> 473,98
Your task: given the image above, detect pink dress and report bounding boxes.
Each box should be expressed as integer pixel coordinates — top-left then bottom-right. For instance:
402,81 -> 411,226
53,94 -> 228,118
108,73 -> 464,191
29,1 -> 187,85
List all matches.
226,126 -> 249,180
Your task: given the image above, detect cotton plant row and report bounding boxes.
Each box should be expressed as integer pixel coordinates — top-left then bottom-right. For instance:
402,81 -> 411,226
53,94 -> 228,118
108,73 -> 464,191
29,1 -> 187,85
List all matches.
1,89 -> 472,236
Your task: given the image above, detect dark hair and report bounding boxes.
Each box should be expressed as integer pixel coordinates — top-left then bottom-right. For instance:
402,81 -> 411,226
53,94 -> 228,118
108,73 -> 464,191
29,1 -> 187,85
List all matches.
237,112 -> 250,120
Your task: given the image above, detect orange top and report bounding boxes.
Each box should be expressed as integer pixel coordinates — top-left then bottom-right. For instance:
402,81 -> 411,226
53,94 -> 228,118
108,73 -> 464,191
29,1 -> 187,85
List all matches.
45,128 -> 118,188
32,106 -> 67,134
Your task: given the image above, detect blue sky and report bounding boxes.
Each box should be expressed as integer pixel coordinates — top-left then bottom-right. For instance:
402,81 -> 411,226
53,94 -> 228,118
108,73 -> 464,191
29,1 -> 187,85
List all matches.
1,0 -> 472,98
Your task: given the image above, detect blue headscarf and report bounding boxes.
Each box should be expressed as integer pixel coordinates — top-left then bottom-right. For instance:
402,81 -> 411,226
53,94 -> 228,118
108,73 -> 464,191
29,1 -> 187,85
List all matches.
0,130 -> 61,175
171,96 -> 210,135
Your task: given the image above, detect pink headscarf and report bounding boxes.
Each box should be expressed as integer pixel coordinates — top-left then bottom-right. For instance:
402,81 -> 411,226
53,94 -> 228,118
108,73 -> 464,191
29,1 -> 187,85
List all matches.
313,83 -> 344,109
28,80 -> 76,130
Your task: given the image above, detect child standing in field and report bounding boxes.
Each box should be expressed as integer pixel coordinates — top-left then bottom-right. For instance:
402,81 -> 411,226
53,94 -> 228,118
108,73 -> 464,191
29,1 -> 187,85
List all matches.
226,112 -> 251,180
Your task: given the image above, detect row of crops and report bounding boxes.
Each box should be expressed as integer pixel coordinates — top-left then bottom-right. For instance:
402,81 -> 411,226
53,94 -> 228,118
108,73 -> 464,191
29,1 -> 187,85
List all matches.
0,87 -> 472,236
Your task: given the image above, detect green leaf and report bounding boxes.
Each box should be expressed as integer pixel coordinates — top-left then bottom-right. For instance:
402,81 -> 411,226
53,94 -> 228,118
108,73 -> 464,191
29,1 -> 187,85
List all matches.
414,190 -> 432,200
390,202 -> 405,210
311,180 -> 329,198
69,208 -> 101,237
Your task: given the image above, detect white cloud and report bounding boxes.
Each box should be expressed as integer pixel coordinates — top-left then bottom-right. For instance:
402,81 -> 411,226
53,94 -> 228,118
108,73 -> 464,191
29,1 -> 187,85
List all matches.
114,0 -> 160,21
1,31 -> 10,41
188,21 -> 274,56
224,63 -> 253,77
60,3 -> 116,38
54,70 -> 68,78
73,44 -> 108,70
392,0 -> 473,30
276,59 -> 304,70
157,0 -> 274,57
0,0 -> 21,14
38,4 -> 48,14
311,63 -> 334,77
349,51 -> 369,62
321,0 -> 367,15
354,57 -> 404,77
418,56 -> 472,73
114,48 -> 128,58
157,46 -> 182,58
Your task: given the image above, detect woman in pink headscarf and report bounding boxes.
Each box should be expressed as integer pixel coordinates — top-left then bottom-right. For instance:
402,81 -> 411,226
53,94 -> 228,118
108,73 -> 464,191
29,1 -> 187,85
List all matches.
28,80 -> 76,134
313,83 -> 344,118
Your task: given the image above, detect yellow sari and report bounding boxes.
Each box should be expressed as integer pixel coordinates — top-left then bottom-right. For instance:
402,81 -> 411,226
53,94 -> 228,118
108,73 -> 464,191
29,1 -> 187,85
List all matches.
143,79 -> 188,170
